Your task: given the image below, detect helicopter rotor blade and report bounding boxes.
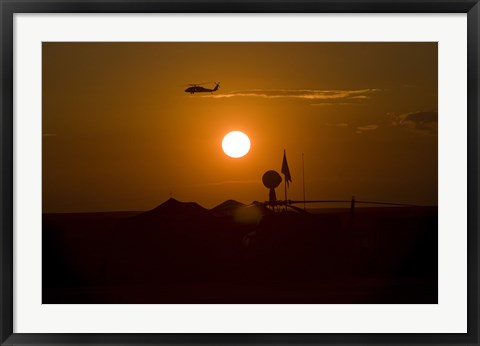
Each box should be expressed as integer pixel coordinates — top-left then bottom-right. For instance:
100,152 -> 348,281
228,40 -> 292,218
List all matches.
178,81 -> 214,87
193,81 -> 214,86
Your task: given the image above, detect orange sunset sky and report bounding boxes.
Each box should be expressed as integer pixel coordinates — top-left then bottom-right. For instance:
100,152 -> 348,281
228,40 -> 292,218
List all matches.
43,42 -> 437,213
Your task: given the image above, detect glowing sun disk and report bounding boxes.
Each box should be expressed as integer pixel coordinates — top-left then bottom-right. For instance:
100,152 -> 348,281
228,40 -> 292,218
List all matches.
222,131 -> 251,158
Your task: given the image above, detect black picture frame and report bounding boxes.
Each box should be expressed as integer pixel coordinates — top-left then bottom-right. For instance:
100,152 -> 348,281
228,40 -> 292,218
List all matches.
1,0 -> 479,345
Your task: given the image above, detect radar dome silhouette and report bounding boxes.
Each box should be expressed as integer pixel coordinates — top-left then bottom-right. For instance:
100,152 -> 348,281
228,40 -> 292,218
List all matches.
262,170 -> 282,189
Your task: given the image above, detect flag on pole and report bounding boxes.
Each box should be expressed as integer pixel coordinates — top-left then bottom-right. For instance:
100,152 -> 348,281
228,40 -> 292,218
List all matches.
281,150 -> 292,187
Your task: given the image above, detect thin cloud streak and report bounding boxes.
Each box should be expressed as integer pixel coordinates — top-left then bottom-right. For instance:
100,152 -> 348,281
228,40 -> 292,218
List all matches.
356,124 -> 379,134
392,111 -> 438,136
202,88 -> 380,100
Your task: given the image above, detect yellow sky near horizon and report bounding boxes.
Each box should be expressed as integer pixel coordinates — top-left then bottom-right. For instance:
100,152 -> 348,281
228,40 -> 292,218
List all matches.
42,42 -> 437,213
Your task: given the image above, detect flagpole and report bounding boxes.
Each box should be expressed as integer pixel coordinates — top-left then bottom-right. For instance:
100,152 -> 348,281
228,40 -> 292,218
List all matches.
282,149 -> 291,211
284,149 -> 287,204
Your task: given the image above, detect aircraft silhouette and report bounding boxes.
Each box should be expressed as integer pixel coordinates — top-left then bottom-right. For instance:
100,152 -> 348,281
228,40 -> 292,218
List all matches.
184,82 -> 220,94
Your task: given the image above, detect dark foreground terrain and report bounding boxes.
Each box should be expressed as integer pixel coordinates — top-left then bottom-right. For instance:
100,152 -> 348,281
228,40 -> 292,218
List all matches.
43,199 -> 437,304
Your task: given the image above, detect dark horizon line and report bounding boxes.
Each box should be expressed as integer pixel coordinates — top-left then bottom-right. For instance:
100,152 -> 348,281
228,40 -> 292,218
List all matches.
42,197 -> 438,215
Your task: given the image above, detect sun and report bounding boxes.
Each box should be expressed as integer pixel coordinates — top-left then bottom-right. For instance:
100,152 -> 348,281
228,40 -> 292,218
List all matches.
222,131 -> 251,158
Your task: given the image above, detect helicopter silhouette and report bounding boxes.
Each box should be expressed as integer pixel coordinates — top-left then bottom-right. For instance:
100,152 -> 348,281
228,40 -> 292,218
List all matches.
184,82 -> 220,94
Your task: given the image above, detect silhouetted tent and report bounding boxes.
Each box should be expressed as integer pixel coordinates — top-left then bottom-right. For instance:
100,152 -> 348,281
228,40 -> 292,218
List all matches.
139,198 -> 207,219
210,199 -> 246,216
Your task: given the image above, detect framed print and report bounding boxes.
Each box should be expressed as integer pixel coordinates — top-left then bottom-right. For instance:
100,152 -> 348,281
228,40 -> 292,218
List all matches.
1,0 -> 479,345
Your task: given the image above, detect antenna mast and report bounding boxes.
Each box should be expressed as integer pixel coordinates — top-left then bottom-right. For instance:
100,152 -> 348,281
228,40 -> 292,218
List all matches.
302,153 -> 306,211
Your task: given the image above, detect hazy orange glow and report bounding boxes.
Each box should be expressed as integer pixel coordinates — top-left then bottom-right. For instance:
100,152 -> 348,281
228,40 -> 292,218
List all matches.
42,42 -> 437,212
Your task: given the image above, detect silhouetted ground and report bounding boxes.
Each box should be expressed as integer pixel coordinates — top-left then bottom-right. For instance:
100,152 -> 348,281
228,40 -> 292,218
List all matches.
43,199 -> 437,304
